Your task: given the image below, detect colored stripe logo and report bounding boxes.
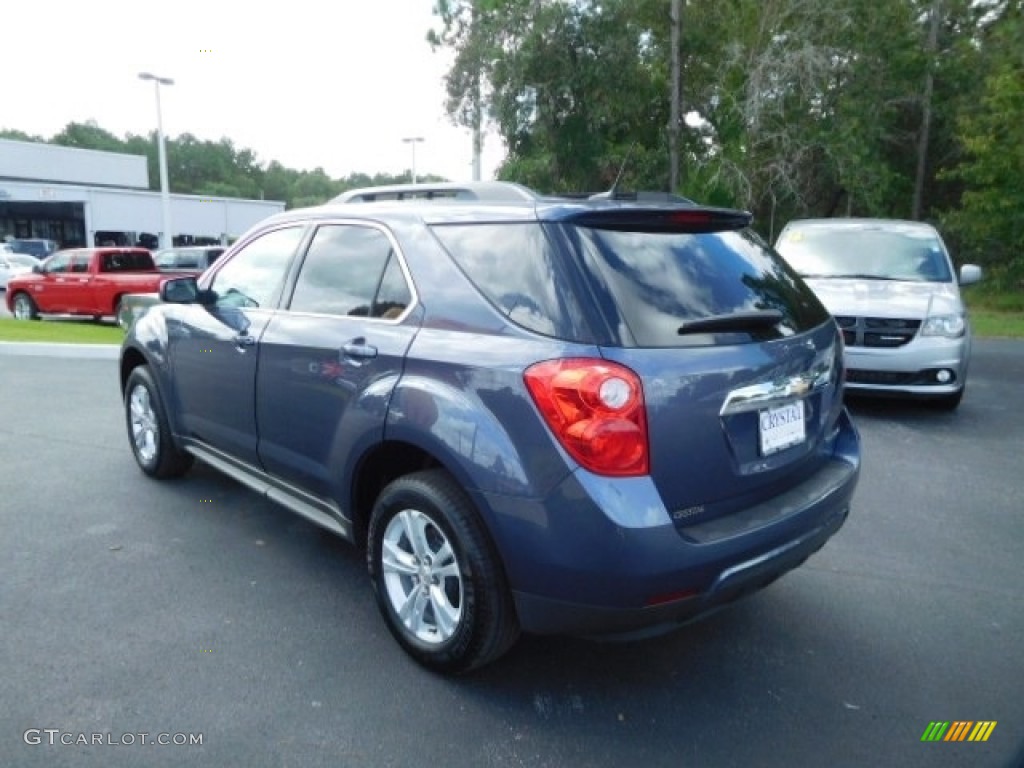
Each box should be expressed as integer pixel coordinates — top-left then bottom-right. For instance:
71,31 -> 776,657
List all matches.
921,721 -> 997,742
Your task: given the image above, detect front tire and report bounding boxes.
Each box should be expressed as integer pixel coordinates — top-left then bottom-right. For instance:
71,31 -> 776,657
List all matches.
124,365 -> 193,478
368,470 -> 519,674
11,292 -> 39,320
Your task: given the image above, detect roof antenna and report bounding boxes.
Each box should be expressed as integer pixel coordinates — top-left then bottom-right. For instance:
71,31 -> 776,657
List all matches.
592,142 -> 636,200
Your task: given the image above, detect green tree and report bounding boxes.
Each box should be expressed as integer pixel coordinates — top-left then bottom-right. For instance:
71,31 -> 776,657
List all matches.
941,1 -> 1024,282
121,132 -> 159,189
163,134 -> 262,199
0,128 -> 47,143
680,0 -> 938,232
51,120 -> 126,153
433,0 -> 669,193
262,161 -> 299,204
431,0 -> 1004,249
291,167 -> 341,208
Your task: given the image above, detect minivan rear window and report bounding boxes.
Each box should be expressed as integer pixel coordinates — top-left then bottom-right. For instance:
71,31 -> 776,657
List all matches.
571,227 -> 829,347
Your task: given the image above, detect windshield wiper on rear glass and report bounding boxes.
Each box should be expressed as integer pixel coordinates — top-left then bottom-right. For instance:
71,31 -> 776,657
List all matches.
677,309 -> 784,335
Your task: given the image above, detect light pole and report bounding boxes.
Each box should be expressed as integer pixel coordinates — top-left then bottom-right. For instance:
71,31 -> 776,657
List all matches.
138,72 -> 174,249
402,136 -> 424,184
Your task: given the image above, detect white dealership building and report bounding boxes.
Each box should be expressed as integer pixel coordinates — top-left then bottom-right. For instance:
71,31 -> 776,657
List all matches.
0,138 -> 284,250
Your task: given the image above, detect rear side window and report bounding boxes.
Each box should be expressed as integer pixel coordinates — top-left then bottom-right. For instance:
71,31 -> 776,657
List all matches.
101,251 -> 153,272
572,227 -> 829,347
431,223 -> 589,340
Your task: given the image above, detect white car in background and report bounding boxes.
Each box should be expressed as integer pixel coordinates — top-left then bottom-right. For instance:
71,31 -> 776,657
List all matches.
775,218 -> 982,410
0,247 -> 38,290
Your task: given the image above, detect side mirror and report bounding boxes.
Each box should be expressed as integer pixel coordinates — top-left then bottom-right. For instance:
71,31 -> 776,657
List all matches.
160,276 -> 201,303
959,264 -> 982,286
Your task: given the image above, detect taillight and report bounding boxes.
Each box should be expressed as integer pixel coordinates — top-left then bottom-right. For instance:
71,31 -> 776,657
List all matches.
524,358 -> 649,477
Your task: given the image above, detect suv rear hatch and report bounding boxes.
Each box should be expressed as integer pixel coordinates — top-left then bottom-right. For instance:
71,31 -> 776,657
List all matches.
558,208 -> 844,526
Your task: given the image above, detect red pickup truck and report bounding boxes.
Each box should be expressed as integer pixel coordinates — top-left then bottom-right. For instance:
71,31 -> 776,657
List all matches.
6,247 -> 174,322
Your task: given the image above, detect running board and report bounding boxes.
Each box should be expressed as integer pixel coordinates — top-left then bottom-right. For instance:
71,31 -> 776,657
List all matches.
184,442 -> 354,542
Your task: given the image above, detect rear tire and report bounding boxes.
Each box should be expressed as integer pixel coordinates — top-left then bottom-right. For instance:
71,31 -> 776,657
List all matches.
11,292 -> 39,320
367,469 -> 520,674
124,365 -> 193,478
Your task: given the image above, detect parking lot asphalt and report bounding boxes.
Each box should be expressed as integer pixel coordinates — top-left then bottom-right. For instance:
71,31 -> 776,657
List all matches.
1,339 -> 1022,768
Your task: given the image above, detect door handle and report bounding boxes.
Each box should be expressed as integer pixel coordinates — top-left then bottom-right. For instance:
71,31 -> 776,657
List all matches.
341,340 -> 378,360
233,333 -> 256,349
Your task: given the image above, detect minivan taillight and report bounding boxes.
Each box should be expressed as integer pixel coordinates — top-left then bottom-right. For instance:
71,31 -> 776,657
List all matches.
524,359 -> 649,477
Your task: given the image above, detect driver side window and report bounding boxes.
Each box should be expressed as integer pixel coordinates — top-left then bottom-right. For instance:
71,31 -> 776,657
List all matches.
210,227 -> 304,309
45,253 -> 72,274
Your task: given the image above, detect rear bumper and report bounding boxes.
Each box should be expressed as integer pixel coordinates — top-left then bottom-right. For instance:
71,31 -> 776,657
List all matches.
513,502 -> 848,638
486,408 -> 861,637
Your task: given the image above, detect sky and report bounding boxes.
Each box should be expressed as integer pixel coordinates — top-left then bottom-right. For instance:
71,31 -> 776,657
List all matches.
4,0 -> 506,183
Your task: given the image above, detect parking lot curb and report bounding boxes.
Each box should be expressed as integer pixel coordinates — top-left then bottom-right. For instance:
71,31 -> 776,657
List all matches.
0,341 -> 120,359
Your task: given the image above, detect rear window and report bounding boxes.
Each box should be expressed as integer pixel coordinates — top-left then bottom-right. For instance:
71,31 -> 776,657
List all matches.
431,223 -> 592,341
571,227 -> 829,347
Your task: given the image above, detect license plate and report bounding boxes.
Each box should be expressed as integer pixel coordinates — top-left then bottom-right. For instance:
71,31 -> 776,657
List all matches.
759,401 -> 806,456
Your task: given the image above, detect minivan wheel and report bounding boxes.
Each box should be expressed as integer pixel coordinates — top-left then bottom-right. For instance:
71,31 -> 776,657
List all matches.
368,469 -> 520,674
12,292 -> 39,320
124,365 -> 193,478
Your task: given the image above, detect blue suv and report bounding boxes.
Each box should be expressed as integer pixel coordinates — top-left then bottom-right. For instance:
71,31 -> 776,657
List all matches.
119,182 -> 860,673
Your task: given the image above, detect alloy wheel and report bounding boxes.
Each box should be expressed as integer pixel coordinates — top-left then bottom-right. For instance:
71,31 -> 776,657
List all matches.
380,508 -> 464,644
13,294 -> 33,320
128,383 -> 159,465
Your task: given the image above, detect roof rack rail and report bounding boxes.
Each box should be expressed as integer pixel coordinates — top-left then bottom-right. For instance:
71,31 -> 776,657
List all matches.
332,181 -> 540,204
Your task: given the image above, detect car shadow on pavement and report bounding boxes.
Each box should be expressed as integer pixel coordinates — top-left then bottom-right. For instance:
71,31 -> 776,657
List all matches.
843,394 -> 961,423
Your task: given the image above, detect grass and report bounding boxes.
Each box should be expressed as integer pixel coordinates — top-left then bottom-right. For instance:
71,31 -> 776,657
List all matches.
964,286 -> 1024,338
0,317 -> 123,344
967,308 -> 1024,338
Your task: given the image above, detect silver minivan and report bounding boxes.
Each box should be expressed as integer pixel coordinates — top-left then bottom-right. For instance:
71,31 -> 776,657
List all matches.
775,218 -> 982,410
